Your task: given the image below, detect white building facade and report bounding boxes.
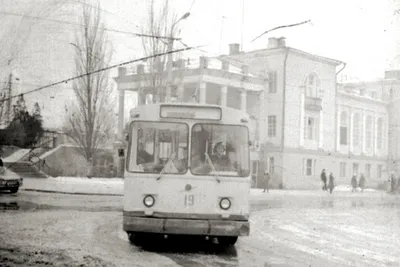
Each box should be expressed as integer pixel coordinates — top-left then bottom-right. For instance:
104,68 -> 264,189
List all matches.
114,37 -> 395,189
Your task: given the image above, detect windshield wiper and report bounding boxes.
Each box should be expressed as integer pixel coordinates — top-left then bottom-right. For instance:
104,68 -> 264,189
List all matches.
156,152 -> 176,181
204,153 -> 220,183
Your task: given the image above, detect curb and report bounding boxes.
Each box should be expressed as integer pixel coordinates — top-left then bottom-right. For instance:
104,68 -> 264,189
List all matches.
22,188 -> 123,197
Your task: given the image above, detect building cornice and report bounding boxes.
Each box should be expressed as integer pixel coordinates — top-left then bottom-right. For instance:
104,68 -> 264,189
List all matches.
229,47 -> 343,66
337,91 -> 388,106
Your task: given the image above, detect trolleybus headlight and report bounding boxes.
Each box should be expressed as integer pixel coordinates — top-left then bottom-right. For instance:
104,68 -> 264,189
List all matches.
143,195 -> 155,207
219,198 -> 231,210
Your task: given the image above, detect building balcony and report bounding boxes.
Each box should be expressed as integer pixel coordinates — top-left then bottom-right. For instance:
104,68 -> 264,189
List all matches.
305,97 -> 322,111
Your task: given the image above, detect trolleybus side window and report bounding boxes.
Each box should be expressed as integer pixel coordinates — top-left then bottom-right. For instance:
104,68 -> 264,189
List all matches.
127,121 -> 189,174
190,124 -> 250,177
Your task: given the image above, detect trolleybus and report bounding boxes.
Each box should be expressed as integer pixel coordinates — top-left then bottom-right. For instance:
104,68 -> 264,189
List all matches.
122,103 -> 251,246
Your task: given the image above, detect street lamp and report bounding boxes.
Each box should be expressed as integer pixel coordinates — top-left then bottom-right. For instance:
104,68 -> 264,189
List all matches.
165,12 -> 190,102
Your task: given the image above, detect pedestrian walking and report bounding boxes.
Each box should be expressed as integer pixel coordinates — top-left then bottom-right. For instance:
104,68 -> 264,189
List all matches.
351,174 -> 358,192
320,169 -> 327,191
0,156 -> 3,174
328,172 -> 335,194
358,173 -> 366,192
390,174 -> 397,193
263,172 -> 271,193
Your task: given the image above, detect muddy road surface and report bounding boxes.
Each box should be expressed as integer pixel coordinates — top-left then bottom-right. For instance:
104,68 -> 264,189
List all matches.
1,190 -> 399,266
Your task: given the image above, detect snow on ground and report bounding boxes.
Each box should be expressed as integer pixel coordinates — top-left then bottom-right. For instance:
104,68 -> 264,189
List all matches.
20,176 -> 386,197
22,177 -> 124,195
2,149 -> 31,163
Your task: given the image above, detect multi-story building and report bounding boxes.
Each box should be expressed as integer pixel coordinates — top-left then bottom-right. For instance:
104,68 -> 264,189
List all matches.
114,37 -> 392,189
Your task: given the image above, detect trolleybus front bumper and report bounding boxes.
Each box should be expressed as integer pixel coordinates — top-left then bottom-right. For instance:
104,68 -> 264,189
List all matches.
123,211 -> 250,236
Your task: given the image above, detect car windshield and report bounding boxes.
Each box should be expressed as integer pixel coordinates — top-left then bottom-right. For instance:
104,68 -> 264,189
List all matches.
127,122 -> 189,174
190,124 -> 250,177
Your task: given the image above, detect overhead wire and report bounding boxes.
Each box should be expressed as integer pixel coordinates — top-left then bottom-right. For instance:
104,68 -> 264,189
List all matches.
0,11 -> 181,40
0,45 -> 203,103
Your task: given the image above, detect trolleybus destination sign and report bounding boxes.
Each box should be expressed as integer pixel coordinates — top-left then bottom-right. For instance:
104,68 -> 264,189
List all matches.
160,105 -> 222,120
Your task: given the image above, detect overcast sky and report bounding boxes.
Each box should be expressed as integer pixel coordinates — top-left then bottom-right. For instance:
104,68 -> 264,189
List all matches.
0,0 -> 399,128
99,0 -> 398,81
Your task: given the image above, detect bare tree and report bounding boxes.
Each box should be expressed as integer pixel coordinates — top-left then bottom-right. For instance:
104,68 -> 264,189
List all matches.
140,0 -> 184,104
63,1 -> 115,170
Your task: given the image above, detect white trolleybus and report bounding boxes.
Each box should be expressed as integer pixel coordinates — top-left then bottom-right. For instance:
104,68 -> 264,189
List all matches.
123,103 -> 251,246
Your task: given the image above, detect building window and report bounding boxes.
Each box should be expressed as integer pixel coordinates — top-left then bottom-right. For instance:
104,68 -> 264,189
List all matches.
377,118 -> 383,149
377,165 -> 382,178
371,91 -> 377,99
352,113 -> 360,147
268,115 -> 277,137
304,117 -> 317,140
340,162 -> 346,177
366,116 -> 372,149
305,159 -> 313,176
340,112 -> 348,145
252,161 -> 258,175
304,73 -> 320,98
268,71 -> 277,93
365,164 -> 371,178
353,163 -> 359,175
269,157 -> 275,174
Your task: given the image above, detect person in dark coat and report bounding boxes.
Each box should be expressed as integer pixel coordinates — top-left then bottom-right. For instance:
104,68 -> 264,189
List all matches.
263,172 -> 271,193
390,174 -> 397,193
328,172 -> 335,194
320,169 -> 327,191
351,174 -> 358,192
358,173 -> 366,192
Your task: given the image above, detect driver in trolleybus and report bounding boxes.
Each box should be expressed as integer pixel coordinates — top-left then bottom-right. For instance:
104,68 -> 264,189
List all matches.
210,142 -> 232,171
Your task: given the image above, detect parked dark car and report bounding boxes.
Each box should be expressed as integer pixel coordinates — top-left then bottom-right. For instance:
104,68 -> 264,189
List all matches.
0,167 -> 23,193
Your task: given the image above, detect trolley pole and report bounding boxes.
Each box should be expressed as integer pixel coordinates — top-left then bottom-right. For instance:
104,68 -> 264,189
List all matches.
165,38 -> 174,102
165,12 -> 190,103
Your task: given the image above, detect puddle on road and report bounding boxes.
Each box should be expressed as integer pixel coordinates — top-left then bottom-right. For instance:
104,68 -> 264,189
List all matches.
0,201 -> 38,211
0,201 -> 122,212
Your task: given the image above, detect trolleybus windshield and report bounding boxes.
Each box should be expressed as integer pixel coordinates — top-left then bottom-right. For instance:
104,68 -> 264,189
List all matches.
127,122 -> 189,174
190,124 -> 250,177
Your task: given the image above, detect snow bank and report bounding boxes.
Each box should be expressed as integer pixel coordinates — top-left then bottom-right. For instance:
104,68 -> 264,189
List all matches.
3,149 -> 31,163
334,184 -> 376,192
22,177 -> 124,195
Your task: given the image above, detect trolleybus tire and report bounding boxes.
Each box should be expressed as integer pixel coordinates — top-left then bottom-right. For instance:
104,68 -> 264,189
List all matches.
127,232 -> 145,245
217,236 -> 238,246
9,188 -> 19,194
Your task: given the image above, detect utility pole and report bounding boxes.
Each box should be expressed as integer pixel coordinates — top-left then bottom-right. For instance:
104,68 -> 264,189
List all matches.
165,12 -> 190,102
6,73 -> 12,125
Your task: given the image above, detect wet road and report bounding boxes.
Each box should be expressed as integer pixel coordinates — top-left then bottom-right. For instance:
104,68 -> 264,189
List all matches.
1,190 -> 399,266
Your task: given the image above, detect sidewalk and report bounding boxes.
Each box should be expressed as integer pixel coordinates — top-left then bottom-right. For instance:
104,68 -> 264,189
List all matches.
20,177 -> 382,197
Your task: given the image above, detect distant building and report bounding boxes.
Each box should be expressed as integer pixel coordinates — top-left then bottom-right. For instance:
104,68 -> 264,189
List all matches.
115,37 -> 396,189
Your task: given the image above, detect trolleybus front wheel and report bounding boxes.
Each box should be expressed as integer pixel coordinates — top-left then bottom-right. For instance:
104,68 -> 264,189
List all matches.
127,232 -> 145,245
217,236 -> 238,247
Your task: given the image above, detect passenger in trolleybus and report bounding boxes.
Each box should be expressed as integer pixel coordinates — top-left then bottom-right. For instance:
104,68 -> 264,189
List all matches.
174,147 -> 188,173
128,122 -> 189,174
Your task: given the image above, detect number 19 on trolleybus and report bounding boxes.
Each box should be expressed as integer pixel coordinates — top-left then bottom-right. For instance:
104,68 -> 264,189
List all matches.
122,103 -> 251,246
